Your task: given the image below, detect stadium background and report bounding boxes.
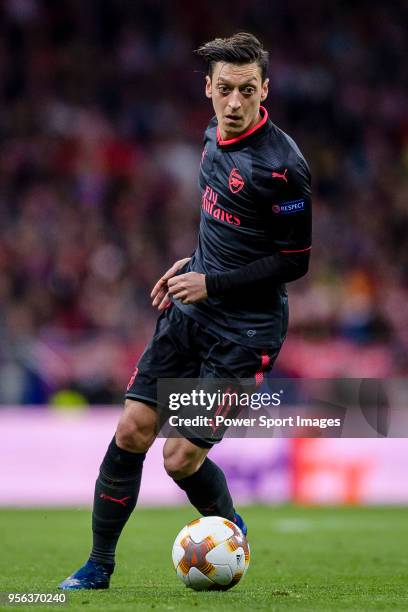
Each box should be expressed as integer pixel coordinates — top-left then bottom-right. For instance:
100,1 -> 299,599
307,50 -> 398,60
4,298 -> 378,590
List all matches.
1,0 -> 408,508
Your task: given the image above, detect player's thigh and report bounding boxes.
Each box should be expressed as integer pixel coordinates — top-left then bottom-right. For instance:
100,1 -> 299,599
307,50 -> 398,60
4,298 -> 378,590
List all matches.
163,436 -> 209,479
126,306 -> 200,408
116,399 -> 160,452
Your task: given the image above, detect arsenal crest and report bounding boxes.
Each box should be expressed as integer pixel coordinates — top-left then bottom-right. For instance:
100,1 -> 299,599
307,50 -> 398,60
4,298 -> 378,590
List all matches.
228,168 -> 245,194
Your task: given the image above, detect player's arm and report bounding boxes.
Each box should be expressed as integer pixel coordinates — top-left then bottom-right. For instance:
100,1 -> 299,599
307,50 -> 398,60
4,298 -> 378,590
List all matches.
205,157 -> 312,296
166,222 -> 310,305
164,240 -> 310,305
205,249 -> 310,296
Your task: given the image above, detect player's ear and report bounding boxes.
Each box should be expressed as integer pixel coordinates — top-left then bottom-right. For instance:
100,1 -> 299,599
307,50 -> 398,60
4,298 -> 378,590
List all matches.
260,78 -> 269,102
205,75 -> 212,98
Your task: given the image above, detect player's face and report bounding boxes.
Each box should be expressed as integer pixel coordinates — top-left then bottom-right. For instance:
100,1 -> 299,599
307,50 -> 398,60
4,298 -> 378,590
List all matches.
205,62 -> 268,141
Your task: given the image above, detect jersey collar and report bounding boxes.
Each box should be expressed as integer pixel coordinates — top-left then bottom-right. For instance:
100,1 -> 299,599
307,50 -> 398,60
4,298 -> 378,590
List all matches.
216,106 -> 269,148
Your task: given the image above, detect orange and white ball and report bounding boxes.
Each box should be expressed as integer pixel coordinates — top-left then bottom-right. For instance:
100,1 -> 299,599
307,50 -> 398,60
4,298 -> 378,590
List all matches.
172,516 -> 250,591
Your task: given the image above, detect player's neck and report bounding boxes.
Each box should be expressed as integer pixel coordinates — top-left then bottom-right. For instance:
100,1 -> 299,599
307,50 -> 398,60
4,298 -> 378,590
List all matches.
219,109 -> 262,142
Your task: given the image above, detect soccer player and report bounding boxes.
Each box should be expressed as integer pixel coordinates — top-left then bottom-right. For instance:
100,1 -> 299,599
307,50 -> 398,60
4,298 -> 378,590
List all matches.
59,32 -> 311,589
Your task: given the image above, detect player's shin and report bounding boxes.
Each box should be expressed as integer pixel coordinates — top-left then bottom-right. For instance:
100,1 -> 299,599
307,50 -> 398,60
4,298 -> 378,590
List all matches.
174,457 -> 235,521
90,437 -> 146,566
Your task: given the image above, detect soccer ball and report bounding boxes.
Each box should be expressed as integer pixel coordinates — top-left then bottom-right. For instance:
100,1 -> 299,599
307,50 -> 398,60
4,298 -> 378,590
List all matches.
172,516 -> 250,591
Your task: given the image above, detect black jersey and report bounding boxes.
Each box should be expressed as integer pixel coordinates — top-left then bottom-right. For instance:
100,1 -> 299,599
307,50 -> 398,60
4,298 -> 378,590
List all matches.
175,106 -> 312,349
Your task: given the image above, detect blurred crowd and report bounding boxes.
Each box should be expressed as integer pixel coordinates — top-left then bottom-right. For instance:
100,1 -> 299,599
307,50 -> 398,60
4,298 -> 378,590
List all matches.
0,0 -> 407,404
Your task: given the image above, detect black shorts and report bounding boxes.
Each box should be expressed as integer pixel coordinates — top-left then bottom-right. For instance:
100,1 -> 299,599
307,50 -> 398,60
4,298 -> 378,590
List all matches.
126,305 -> 281,447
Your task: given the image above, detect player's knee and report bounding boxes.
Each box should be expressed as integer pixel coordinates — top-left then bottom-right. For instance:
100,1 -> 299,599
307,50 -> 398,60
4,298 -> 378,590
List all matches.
163,446 -> 202,480
116,400 -> 157,453
116,419 -> 152,453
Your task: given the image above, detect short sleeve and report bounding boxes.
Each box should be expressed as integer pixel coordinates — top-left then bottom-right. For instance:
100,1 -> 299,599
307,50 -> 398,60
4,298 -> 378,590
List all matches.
256,154 -> 312,254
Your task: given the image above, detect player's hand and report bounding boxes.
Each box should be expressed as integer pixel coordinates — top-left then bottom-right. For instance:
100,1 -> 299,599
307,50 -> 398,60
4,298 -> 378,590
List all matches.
151,258 -> 191,310
167,272 -> 208,305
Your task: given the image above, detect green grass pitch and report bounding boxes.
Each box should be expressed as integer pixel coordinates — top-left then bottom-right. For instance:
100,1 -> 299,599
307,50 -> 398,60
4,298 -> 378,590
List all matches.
1,505 -> 407,611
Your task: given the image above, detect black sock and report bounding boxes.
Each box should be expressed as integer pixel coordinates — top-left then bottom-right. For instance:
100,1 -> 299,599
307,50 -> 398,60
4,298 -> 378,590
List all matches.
89,437 -> 146,567
174,457 -> 235,521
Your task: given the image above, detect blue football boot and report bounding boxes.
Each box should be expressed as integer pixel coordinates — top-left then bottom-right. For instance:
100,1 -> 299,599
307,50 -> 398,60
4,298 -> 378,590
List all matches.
233,511 -> 248,537
58,560 -> 114,590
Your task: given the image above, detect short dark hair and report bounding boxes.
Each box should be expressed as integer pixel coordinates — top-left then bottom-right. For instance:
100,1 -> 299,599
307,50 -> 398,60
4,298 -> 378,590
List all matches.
195,32 -> 269,81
